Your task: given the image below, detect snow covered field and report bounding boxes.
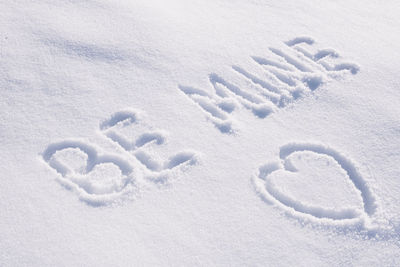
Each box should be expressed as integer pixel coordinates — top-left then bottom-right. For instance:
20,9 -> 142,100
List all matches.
1,0 -> 400,266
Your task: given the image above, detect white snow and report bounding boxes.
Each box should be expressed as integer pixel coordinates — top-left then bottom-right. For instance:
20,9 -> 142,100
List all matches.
1,0 -> 400,266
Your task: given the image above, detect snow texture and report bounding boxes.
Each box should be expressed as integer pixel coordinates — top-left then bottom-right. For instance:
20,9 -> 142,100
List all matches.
1,0 -> 400,266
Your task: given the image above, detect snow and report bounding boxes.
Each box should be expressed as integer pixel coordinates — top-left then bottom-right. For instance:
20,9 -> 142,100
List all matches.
1,0 -> 400,266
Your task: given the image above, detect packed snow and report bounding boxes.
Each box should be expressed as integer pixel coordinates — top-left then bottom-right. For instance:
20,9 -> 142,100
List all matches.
1,0 -> 400,266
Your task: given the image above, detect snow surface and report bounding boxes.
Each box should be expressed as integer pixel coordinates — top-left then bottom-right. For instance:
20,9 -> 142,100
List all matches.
1,0 -> 400,266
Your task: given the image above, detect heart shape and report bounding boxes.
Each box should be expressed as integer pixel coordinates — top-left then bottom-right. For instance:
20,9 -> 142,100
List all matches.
253,142 -> 377,225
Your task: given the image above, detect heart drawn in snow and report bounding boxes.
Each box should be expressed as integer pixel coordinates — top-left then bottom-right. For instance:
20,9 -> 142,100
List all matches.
253,142 -> 377,225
